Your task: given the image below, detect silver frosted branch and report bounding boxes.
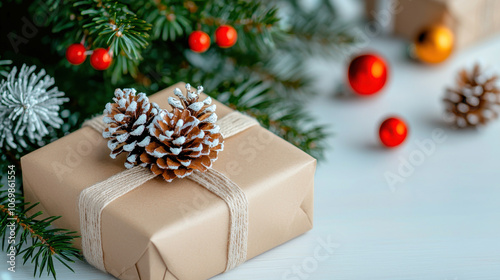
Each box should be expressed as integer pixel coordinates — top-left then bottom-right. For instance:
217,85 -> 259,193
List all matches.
0,64 -> 69,149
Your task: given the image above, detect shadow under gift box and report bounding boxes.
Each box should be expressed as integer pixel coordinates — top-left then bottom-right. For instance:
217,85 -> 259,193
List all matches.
21,83 -> 316,280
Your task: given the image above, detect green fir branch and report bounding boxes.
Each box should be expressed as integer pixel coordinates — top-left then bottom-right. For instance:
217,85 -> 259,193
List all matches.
0,184 -> 81,279
75,0 -> 152,60
203,77 -> 329,160
11,0 -> 357,161
280,0 -> 357,58
137,0 -> 194,41
199,0 -> 282,53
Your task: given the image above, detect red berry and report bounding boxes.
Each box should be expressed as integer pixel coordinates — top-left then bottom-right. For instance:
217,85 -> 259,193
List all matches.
348,53 -> 388,95
66,43 -> 87,65
188,31 -> 211,53
215,25 -> 238,48
379,117 -> 408,148
90,48 -> 112,70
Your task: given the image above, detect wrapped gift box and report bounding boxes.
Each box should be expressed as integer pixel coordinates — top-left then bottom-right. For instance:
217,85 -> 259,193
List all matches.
21,83 -> 315,280
365,0 -> 500,49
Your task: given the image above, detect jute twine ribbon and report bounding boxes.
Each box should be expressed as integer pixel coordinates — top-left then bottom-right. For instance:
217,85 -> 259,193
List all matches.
80,111 -> 258,272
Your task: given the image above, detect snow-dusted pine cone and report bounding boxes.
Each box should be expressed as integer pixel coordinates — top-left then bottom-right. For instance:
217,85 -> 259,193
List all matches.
103,88 -> 160,168
140,84 -> 224,182
444,64 -> 500,128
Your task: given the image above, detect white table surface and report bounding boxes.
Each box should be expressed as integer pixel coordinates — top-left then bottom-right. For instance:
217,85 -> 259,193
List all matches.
3,8 -> 500,280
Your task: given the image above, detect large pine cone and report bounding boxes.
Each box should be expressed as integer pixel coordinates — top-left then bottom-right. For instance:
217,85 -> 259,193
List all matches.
141,84 -> 224,182
103,88 -> 160,168
444,64 -> 500,128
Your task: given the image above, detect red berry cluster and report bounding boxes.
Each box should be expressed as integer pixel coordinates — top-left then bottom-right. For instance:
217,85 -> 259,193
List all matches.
188,25 -> 238,53
65,43 -> 112,70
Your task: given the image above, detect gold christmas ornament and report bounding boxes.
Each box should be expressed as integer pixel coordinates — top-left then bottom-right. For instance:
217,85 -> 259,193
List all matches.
444,64 -> 500,128
414,24 -> 454,64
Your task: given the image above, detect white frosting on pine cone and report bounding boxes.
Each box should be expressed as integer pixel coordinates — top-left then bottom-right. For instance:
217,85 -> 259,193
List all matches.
102,84 -> 224,182
444,65 -> 500,128
102,88 -> 160,166
141,83 -> 224,182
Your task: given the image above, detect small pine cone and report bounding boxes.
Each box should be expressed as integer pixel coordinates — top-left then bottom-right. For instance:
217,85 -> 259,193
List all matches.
444,64 -> 500,128
103,88 -> 160,168
141,84 -> 224,182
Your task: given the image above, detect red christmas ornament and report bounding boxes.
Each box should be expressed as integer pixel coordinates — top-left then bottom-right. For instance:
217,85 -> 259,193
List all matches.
348,53 -> 388,95
379,117 -> 408,148
90,48 -> 112,70
215,25 -> 238,48
188,31 -> 211,53
66,43 -> 87,65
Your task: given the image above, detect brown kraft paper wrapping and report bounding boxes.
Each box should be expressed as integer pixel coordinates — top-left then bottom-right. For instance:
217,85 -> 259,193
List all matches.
21,82 -> 316,280
366,0 -> 500,49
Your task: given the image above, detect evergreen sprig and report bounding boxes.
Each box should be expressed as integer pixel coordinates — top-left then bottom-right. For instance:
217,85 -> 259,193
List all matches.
202,76 -> 328,160
0,183 -> 81,279
76,0 -> 152,60
13,0 -> 356,162
138,0 -> 194,41
199,0 -> 283,52
282,0 -> 356,58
